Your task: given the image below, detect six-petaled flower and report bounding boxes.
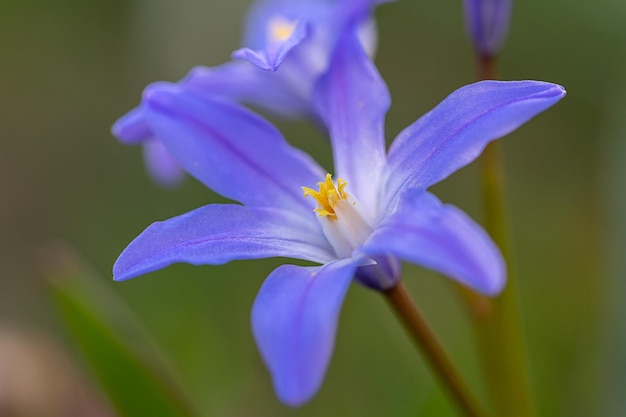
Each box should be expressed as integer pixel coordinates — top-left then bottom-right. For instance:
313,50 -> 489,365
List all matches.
112,21 -> 565,406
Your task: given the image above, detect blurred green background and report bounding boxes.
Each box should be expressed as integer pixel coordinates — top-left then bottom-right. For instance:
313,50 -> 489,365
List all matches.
0,0 -> 624,416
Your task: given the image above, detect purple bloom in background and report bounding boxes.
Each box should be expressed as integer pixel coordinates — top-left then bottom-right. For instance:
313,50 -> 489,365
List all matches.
112,0 -> 387,186
112,26 -> 565,406
462,0 -> 512,57
231,0 -> 384,73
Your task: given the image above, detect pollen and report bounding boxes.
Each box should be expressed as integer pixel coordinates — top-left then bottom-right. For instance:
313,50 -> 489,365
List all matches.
302,174 -> 349,220
268,16 -> 297,42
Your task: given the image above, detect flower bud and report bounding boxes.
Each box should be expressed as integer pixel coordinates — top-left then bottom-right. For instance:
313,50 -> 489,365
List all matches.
462,0 -> 512,57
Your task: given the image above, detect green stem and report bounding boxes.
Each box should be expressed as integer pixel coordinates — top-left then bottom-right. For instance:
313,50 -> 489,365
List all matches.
461,54 -> 535,417
383,281 -> 489,417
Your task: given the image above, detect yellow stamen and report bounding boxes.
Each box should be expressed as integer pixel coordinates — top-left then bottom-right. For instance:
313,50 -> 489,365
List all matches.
268,16 -> 297,42
302,173 -> 349,220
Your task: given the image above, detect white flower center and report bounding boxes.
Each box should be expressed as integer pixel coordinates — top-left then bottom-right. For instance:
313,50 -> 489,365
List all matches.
303,174 -> 374,258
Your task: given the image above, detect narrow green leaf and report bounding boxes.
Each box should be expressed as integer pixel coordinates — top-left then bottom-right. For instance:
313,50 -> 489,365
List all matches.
42,242 -> 199,417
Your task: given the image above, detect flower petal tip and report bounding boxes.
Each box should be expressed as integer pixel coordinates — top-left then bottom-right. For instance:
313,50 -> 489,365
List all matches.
141,82 -> 185,113
471,247 -> 506,297
112,253 -> 145,283
111,117 -> 132,142
111,271 -> 126,282
111,108 -> 152,144
538,81 -> 566,99
540,82 -> 567,101
111,263 -> 130,282
231,48 -> 278,71
481,271 -> 506,297
182,66 -> 212,85
274,385 -> 314,408
555,84 -> 567,98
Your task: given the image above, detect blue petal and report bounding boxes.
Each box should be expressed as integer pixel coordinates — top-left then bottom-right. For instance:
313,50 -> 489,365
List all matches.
362,190 -> 505,295
142,82 -> 325,212
111,107 -> 152,145
142,139 -> 185,188
112,108 -> 187,187
113,204 -> 334,281
183,63 -> 311,118
252,258 -> 358,406
386,80 -> 566,204
328,0 -> 393,34
313,23 -> 390,213
237,0 -> 329,71
232,20 -> 309,71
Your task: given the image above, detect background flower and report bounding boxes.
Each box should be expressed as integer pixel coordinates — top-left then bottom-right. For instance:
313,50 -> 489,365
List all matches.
112,0 -> 387,186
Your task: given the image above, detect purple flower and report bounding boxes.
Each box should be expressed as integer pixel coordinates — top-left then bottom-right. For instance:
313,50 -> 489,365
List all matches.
113,27 -> 565,406
462,0 -> 512,57
231,0 -> 386,72
112,0 -> 387,186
